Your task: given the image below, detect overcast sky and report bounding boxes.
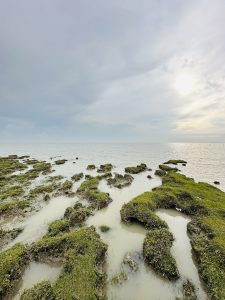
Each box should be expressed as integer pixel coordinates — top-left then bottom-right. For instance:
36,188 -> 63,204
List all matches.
0,0 -> 225,142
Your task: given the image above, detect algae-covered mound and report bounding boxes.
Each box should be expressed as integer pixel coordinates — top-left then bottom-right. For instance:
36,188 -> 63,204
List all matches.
121,165 -> 225,299
164,159 -> 187,165
97,163 -> 113,173
20,281 -> 56,300
55,159 -> 67,165
121,192 -> 167,229
154,169 -> 167,177
0,243 -> 28,298
159,164 -> 179,172
65,203 -> 92,226
87,164 -> 96,170
107,173 -> 133,188
0,200 -> 29,218
125,163 -> 147,174
0,228 -> 23,248
77,177 -> 111,209
143,228 -> 179,280
31,227 -> 107,300
181,280 -> 197,300
71,172 -> 84,182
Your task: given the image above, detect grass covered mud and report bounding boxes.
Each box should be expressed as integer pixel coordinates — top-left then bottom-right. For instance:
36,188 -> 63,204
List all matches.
30,226 -> 107,300
121,166 -> 225,299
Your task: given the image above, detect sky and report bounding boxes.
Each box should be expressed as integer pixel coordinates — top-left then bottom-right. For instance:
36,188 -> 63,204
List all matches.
0,0 -> 225,142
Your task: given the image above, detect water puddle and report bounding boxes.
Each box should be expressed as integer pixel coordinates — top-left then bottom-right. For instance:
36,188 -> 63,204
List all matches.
156,209 -> 207,300
6,196 -> 77,247
13,261 -> 62,300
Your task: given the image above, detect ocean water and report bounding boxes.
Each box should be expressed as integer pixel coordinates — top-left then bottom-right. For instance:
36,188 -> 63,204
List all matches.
1,143 -> 224,191
1,143 -> 224,300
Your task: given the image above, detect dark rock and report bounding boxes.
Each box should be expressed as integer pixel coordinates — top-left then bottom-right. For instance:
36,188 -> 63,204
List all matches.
214,181 -> 220,185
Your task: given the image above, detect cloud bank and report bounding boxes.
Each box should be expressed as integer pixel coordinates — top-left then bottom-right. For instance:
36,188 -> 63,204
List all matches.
0,0 -> 225,142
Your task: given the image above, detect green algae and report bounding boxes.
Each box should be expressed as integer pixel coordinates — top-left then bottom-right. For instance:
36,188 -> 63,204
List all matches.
31,227 -> 107,300
154,169 -> 167,177
0,200 -> 29,217
54,159 -> 67,165
46,219 -> 70,237
143,228 -> 179,280
125,163 -> 147,174
87,164 -> 96,170
97,163 -> 113,173
0,243 -> 28,298
71,172 -> 84,182
110,272 -> 128,285
0,185 -> 24,200
0,157 -> 27,177
28,182 -> 62,200
107,173 -> 133,188
0,228 -> 23,249
121,192 -> 167,229
159,164 -> 179,172
33,162 -> 52,175
77,177 -> 111,209
182,280 -> 197,300
99,225 -> 110,232
20,280 -> 56,300
164,159 -> 187,165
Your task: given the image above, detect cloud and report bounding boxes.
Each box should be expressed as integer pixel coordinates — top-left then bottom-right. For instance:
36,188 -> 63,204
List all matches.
0,0 -> 224,142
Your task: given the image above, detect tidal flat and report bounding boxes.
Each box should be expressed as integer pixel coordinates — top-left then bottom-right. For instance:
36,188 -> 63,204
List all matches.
0,143 -> 224,300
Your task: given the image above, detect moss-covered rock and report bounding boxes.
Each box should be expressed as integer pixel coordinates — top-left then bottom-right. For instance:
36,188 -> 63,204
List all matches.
55,159 -> 67,165
154,169 -> 167,177
159,164 -> 179,172
143,228 -> 179,280
67,204 -> 91,226
87,164 -> 96,170
164,159 -> 187,165
121,192 -> 167,229
107,173 -> 133,188
20,280 -> 56,300
97,163 -> 113,173
71,173 -> 84,182
182,280 -> 197,300
125,163 -> 147,174
46,219 -> 70,237
33,162 -> 52,175
77,177 -> 111,209
0,243 -> 28,298
99,225 -> 110,232
60,180 -> 73,195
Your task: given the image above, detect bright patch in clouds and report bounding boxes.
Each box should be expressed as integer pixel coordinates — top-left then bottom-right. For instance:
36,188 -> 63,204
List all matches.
174,72 -> 197,96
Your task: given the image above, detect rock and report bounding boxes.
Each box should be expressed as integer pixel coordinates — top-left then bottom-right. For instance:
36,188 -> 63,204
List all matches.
87,164 -> 96,170
55,159 -> 67,165
76,157 -> 79,160
107,173 -> 133,188
147,175 -> 152,179
125,163 -> 147,174
123,252 -> 139,272
71,173 -> 83,182
214,181 -> 220,185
